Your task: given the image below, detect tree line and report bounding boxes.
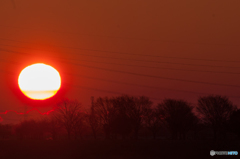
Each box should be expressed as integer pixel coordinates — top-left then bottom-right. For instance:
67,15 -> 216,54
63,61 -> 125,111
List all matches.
0,94 -> 240,141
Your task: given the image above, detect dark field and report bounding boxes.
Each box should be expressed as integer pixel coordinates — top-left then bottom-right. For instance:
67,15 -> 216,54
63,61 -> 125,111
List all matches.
0,139 -> 239,159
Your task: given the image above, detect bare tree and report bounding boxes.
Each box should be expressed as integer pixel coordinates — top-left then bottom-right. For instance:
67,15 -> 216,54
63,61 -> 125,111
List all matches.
111,95 -> 134,139
73,111 -> 87,140
143,108 -> 162,139
196,95 -> 236,140
158,99 -> 197,140
53,98 -> 83,140
94,97 -> 115,139
130,96 -> 152,139
88,97 -> 100,140
94,95 -> 152,139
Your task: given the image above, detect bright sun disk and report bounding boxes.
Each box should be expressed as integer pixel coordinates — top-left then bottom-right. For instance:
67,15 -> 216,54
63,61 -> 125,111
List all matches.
18,63 -> 61,100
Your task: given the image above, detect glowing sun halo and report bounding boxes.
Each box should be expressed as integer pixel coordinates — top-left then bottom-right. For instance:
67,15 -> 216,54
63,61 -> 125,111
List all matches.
18,63 -> 61,100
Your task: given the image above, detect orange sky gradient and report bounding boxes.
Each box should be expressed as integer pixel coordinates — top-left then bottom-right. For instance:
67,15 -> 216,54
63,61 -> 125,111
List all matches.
0,0 -> 240,123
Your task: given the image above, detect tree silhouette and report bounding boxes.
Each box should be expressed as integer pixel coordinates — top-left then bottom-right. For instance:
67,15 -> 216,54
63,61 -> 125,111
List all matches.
129,96 -> 152,139
94,97 -> 115,139
196,95 -> 236,140
228,109 -> 240,139
53,98 -> 83,140
88,97 -> 100,140
158,99 -> 197,140
73,112 -> 87,140
111,95 -> 134,139
94,95 -> 151,139
110,95 -> 152,139
143,108 -> 162,139
110,112 -> 132,139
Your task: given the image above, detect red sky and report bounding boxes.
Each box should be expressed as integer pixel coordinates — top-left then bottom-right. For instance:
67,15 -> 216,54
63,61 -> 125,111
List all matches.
0,0 -> 240,123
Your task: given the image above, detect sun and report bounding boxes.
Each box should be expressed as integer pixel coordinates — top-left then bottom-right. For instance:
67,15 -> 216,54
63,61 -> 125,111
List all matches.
18,63 -> 61,100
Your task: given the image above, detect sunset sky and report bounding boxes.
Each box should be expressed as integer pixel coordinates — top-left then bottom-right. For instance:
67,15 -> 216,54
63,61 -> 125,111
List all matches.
0,0 -> 240,123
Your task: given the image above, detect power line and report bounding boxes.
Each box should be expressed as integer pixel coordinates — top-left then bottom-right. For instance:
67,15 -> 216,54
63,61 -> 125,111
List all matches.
62,59 -> 240,75
66,62 -> 240,88
63,83 -> 164,101
0,65 -> 211,97
2,46 -> 240,76
65,74 -> 240,99
1,63 -> 238,99
1,44 -> 240,69
2,44 -> 240,75
1,48 -> 240,88
0,65 -> 232,98
64,83 -> 240,100
0,37 -> 240,63
65,73 -> 206,94
47,70 -> 240,99
1,56 -> 238,98
1,61 -> 239,102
